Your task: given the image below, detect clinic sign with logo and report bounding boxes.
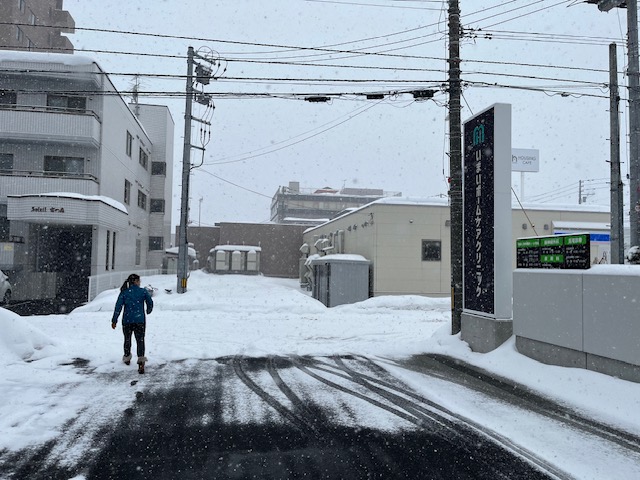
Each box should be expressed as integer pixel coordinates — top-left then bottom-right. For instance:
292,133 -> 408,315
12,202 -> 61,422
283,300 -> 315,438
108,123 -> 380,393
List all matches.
463,104 -> 512,319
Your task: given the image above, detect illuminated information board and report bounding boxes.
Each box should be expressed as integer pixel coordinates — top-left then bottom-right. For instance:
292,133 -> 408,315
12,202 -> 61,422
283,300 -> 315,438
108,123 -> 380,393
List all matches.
516,233 -> 591,269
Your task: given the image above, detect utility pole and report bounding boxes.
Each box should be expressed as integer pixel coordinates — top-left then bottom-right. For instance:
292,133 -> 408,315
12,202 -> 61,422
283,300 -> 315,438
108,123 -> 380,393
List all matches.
628,0 -> 640,248
588,0 -> 639,248
177,47 -> 217,293
177,46 -> 195,294
579,179 -> 583,204
448,0 -> 463,334
610,43 -> 625,263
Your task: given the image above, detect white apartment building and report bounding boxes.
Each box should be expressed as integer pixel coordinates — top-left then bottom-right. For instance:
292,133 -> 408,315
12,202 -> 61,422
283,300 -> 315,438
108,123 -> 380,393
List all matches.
0,51 -> 174,307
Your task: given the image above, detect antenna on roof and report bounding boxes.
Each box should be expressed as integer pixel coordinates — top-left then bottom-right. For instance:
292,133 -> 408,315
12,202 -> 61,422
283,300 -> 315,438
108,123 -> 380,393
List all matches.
131,74 -> 140,116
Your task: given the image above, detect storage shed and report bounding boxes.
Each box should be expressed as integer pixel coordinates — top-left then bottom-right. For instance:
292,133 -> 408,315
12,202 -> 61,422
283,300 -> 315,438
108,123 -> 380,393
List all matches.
310,254 -> 371,307
208,245 -> 261,274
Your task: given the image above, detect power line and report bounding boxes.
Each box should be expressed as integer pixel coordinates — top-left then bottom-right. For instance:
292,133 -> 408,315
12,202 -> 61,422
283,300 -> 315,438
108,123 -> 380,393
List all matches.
206,99 -> 387,165
303,0 -> 443,9
0,67 -> 445,83
0,21 -> 444,62
3,47 -> 620,93
197,169 -> 273,199
465,80 -> 611,99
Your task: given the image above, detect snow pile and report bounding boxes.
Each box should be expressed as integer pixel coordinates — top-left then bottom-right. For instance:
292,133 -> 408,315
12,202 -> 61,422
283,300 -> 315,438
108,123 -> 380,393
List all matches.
0,307 -> 57,362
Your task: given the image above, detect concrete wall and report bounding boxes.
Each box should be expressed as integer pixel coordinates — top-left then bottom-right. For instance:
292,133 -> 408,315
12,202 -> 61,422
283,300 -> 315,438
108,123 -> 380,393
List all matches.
513,266 -> 640,383
218,223 -> 308,278
180,224 -> 307,278
134,104 -> 174,269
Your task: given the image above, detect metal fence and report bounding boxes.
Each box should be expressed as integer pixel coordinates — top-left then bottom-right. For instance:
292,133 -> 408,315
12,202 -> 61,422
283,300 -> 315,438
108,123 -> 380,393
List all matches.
87,269 -> 161,303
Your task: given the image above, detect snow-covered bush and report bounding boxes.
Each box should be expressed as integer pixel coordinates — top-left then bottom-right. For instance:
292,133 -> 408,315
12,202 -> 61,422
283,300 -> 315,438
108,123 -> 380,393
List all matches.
626,245 -> 640,264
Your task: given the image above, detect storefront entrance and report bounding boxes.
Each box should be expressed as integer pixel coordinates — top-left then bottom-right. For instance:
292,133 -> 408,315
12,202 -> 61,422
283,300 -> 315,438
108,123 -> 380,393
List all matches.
34,224 -> 92,306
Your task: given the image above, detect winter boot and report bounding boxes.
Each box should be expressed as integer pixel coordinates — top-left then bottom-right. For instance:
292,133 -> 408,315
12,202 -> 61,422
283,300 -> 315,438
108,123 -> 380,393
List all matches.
137,356 -> 147,374
123,354 -> 132,365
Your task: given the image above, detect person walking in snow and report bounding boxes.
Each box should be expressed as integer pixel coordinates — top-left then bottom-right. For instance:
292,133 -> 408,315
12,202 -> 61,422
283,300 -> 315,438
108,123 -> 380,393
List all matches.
111,273 -> 153,374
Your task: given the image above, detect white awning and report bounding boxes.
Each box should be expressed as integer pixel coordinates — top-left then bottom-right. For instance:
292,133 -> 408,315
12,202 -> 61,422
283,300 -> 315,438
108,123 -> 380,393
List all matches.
7,193 -> 129,230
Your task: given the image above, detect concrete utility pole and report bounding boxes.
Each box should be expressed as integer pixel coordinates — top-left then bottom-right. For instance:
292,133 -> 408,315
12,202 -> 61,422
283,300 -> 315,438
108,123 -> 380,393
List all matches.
628,0 -> 640,248
448,0 -> 463,334
610,43 -> 625,263
590,0 -> 640,247
177,47 -> 195,294
177,47 -> 216,293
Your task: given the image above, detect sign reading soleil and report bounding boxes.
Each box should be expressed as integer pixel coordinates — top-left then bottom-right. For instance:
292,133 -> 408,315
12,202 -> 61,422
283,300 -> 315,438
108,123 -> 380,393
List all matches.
31,206 -> 65,213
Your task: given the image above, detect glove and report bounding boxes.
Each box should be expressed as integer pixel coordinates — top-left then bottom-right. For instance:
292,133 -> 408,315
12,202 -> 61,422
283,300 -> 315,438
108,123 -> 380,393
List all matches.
111,322 -> 117,329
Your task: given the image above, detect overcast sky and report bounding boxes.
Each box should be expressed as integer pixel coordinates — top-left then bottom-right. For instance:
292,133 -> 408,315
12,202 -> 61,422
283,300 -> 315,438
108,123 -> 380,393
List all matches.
63,0 -> 631,226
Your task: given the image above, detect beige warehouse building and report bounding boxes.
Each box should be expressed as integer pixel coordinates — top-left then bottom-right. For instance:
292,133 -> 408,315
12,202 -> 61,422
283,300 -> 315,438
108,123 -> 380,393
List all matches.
302,198 -> 611,297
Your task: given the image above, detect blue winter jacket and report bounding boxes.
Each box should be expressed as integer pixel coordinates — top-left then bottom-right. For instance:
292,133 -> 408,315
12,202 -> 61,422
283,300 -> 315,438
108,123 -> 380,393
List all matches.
112,285 -> 153,325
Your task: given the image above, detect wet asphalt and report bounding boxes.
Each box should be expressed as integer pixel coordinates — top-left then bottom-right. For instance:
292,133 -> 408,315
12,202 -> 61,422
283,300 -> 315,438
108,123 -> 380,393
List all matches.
2,354 -> 637,480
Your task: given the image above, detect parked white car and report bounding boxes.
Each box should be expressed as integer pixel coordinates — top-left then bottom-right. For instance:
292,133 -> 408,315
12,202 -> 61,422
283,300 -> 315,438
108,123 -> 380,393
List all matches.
0,270 -> 11,305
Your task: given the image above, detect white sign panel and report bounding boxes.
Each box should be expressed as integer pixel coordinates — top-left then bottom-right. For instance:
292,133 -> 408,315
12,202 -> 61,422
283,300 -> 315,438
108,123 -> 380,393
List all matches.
511,148 -> 539,172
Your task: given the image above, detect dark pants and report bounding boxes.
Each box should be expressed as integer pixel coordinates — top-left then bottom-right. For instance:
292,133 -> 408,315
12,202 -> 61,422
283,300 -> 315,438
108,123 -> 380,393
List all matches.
123,323 -> 146,358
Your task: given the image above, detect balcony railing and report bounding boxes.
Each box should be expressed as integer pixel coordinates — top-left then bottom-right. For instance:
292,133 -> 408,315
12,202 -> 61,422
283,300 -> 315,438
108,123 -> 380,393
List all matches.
0,171 -> 99,197
0,105 -> 100,145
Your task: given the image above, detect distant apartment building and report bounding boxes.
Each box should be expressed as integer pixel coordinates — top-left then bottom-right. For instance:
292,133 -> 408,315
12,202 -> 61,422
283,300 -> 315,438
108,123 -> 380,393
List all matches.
270,181 -> 401,224
0,0 -> 75,54
0,51 -> 174,306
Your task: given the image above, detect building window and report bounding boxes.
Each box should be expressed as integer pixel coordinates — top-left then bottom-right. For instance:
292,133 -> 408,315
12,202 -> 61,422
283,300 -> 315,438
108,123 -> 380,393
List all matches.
19,0 -> 26,13
106,230 -> 110,270
16,26 -> 23,42
28,11 -> 36,25
422,240 -> 441,262
150,199 -> 165,213
137,190 -> 147,210
126,131 -> 133,157
0,91 -> 17,108
149,236 -> 164,251
0,205 -> 9,242
151,161 -> 166,175
124,179 -> 131,205
46,94 -> 86,112
27,37 -> 34,50
139,148 -> 148,170
112,231 -> 117,269
44,156 -> 84,175
135,239 -> 141,266
0,153 -> 14,171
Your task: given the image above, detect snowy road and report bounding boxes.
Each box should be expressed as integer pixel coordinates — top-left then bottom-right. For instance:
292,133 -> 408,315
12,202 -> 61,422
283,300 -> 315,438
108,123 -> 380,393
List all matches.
2,354 -> 638,480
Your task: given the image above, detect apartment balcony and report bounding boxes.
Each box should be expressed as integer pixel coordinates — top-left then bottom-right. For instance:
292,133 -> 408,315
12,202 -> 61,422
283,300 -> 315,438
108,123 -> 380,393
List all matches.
0,171 -> 99,199
0,107 -> 100,146
52,9 -> 76,34
51,34 -> 74,53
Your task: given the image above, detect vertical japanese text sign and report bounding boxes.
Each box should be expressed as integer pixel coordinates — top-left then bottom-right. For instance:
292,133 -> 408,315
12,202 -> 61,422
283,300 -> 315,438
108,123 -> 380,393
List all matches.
462,104 -> 512,319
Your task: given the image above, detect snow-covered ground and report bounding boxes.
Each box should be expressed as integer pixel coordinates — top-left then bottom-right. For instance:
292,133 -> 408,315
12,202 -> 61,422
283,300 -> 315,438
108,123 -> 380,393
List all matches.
1,271 -> 639,478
